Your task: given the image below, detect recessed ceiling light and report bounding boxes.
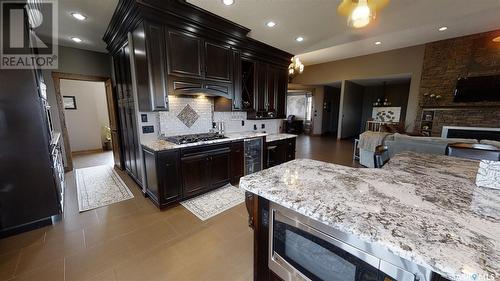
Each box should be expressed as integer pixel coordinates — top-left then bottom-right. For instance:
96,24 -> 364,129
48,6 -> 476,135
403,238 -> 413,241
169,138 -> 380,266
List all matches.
295,36 -> 304,42
492,36 -> 500,43
266,21 -> 276,28
222,0 -> 234,5
71,12 -> 87,21
71,37 -> 82,43
438,26 -> 448,31
374,41 -> 382,45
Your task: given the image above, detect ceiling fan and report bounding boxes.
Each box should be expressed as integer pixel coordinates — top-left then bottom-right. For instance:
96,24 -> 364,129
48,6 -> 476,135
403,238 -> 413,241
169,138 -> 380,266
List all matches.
337,0 -> 390,28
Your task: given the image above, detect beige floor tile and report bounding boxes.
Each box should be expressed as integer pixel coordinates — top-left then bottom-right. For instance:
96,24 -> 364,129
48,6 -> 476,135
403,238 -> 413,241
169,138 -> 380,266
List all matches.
113,220 -> 178,255
83,217 -> 137,248
64,238 -> 134,281
86,268 -> 117,281
163,209 -> 205,236
8,259 -> 64,281
0,250 -> 20,281
0,228 -> 45,255
15,229 -> 85,275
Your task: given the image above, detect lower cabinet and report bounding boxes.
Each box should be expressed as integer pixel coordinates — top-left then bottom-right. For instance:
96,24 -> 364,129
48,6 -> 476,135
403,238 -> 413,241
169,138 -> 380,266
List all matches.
266,138 -> 296,168
181,143 -> 231,199
230,141 -> 244,184
143,142 -> 236,208
143,148 -> 181,208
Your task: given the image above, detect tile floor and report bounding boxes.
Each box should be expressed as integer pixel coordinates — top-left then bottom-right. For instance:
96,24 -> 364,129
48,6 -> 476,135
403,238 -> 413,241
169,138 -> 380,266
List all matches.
0,135 -> 358,281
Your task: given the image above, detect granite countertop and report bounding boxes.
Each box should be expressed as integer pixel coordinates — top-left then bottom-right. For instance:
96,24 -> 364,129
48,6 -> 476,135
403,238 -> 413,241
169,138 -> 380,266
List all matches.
142,132 -> 297,151
265,133 -> 297,143
239,152 -> 500,280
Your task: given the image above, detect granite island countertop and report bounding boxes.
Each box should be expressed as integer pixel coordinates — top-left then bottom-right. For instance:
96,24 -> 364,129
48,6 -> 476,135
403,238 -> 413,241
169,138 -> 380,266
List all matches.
239,152 -> 500,281
142,132 -> 297,151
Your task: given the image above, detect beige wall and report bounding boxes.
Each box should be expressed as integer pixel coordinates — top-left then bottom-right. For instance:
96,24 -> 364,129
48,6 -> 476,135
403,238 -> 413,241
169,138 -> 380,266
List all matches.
292,45 -> 425,132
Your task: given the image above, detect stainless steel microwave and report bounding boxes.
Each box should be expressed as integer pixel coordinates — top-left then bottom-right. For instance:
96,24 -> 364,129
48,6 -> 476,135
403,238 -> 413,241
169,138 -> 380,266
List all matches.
268,202 -> 433,281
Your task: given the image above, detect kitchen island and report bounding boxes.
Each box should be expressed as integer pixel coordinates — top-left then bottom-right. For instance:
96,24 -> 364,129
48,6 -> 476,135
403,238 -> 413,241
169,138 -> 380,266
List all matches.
240,152 -> 499,281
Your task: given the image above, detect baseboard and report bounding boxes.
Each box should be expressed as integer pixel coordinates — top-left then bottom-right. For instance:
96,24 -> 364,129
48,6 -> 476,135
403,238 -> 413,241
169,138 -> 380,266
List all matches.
72,148 -> 104,155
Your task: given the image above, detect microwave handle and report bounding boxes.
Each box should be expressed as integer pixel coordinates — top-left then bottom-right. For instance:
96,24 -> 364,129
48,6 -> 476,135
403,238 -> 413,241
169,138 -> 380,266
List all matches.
379,260 -> 417,281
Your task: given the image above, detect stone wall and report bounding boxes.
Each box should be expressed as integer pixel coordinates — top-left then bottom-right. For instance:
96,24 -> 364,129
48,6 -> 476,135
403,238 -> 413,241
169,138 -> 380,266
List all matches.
416,30 -> 500,136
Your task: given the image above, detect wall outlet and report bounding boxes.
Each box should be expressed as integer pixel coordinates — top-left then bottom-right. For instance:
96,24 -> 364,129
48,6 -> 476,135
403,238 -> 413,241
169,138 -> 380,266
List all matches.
142,125 -> 154,134
261,124 -> 265,129
241,120 -> 245,126
253,124 -> 257,130
141,114 -> 148,123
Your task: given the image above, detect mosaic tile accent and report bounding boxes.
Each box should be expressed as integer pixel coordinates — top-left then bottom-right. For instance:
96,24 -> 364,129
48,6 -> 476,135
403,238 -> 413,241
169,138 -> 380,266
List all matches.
177,104 -> 199,128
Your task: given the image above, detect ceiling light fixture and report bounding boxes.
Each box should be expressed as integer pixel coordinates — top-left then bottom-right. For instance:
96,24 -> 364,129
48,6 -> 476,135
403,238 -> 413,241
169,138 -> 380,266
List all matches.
266,21 -> 276,28
493,36 -> 500,43
337,0 -> 389,29
71,12 -> 87,21
222,0 -> 234,6
71,37 -> 82,43
295,36 -> 304,42
288,57 -> 304,79
375,41 -> 382,45
438,26 -> 448,31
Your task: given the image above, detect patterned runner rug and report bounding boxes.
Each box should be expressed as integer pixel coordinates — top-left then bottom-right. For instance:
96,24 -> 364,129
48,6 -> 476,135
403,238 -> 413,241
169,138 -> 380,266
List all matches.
76,165 -> 134,212
180,183 -> 245,221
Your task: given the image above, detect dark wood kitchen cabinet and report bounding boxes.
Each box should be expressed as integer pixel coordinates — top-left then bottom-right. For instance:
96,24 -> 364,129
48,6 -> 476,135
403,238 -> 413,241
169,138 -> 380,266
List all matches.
266,138 -> 296,168
180,143 -> 231,199
133,22 -> 169,111
113,44 -> 142,185
166,29 -> 203,78
205,41 -> 232,82
231,141 -> 245,184
143,148 -> 181,208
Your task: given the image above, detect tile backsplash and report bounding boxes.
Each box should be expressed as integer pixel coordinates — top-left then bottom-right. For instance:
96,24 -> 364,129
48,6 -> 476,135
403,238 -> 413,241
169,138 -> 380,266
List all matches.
150,96 -> 283,137
159,96 -> 213,136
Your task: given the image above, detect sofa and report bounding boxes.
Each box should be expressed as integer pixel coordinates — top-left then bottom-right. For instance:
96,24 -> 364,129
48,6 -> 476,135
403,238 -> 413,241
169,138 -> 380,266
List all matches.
359,132 -> 484,168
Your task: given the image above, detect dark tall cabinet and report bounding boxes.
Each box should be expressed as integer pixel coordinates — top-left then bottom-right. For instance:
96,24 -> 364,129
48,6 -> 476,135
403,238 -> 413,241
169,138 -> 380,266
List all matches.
113,44 -> 142,185
0,69 -> 62,237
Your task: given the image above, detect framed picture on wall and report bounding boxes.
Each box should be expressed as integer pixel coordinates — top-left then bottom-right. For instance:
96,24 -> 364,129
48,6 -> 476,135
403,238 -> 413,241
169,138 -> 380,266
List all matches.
63,96 -> 77,110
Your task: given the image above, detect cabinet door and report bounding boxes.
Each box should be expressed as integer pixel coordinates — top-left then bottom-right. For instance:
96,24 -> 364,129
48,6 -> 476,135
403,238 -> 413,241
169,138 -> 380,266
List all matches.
232,50 -> 243,110
204,42 -> 231,82
166,29 -> 203,78
256,62 -> 267,112
241,58 -> 257,111
210,149 -> 231,188
181,153 -> 210,198
276,68 -> 288,119
266,65 -> 277,112
158,150 -> 181,204
285,138 -> 296,161
231,141 -> 244,184
267,140 -> 287,167
143,22 -> 168,111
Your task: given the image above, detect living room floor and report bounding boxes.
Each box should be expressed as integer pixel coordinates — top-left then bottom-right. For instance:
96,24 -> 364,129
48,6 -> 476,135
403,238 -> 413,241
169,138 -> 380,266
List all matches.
296,134 -> 361,167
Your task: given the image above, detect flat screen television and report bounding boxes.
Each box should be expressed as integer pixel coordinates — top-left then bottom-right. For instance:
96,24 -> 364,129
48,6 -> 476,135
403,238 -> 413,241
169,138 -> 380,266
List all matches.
454,75 -> 500,102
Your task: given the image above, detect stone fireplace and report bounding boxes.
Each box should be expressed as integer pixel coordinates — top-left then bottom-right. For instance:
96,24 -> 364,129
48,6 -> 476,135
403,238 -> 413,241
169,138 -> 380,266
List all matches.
415,30 -> 500,136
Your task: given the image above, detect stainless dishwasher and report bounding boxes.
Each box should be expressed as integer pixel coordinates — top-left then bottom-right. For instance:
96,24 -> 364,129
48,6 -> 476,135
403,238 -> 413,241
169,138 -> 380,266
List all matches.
244,137 -> 263,175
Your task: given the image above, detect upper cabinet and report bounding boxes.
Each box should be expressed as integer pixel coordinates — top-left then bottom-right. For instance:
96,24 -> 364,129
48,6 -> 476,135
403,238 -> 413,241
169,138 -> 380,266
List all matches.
105,0 -> 292,117
166,29 -> 203,78
204,41 -> 232,82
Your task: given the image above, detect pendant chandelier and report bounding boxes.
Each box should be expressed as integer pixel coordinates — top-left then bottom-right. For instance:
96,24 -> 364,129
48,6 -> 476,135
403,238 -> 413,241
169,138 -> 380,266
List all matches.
288,57 -> 304,79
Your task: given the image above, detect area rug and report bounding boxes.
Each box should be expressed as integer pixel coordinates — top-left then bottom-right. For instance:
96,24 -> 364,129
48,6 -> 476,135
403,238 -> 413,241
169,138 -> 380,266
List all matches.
180,183 -> 245,221
76,165 -> 134,212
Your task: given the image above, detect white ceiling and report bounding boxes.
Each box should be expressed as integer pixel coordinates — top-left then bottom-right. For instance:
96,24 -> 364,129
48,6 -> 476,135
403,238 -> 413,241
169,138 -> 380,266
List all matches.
188,0 -> 500,65
42,0 -> 500,62
37,0 -> 118,53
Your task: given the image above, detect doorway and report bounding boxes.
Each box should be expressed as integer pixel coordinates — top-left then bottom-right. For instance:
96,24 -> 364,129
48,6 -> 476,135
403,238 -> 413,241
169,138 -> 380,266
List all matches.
286,90 -> 313,135
52,72 -> 121,172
